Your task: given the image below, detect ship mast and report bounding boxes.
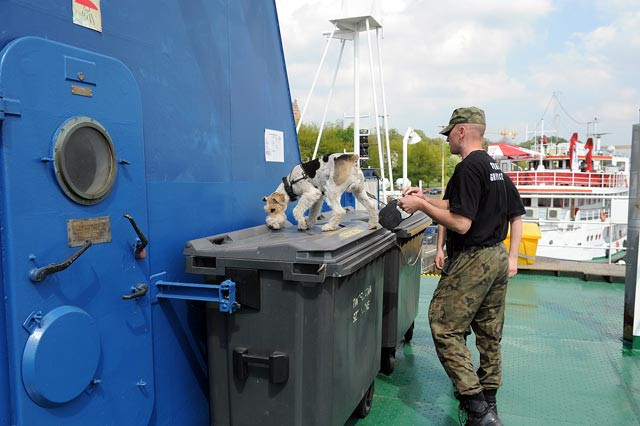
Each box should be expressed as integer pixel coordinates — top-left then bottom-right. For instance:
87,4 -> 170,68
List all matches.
297,0 -> 393,200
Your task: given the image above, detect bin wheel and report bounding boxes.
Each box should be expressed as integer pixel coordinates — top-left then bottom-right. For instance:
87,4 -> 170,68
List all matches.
404,322 -> 415,342
352,381 -> 375,419
380,347 -> 395,375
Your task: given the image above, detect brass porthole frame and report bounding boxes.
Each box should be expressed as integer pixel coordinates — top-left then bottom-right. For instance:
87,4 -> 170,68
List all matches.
53,116 -> 117,205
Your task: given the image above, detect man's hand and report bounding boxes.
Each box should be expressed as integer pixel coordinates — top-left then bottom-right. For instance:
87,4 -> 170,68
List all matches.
508,257 -> 518,278
402,186 -> 422,197
435,248 -> 445,270
397,195 -> 424,214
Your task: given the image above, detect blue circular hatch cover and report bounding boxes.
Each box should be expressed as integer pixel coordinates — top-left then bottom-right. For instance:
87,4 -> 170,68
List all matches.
22,305 -> 101,407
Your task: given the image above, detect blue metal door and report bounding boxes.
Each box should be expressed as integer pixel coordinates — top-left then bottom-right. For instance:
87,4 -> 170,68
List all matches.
0,37 -> 154,425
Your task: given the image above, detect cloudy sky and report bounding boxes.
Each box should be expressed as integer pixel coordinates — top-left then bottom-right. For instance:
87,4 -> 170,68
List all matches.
275,0 -> 639,147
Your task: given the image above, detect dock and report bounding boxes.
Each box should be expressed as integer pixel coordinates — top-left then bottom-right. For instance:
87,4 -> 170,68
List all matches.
422,247 -> 626,282
518,256 -> 625,282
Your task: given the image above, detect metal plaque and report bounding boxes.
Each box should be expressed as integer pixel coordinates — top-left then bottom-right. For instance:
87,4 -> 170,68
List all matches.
67,216 -> 111,247
71,85 -> 93,97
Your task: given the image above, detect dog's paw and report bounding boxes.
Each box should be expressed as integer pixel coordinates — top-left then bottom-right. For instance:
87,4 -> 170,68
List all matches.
368,220 -> 380,229
297,219 -> 308,230
321,223 -> 338,232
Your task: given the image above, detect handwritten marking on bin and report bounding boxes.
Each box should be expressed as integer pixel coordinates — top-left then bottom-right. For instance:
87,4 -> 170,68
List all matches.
352,285 -> 372,324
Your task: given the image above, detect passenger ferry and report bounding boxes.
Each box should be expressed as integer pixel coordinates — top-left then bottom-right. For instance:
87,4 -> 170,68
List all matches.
489,135 -> 629,262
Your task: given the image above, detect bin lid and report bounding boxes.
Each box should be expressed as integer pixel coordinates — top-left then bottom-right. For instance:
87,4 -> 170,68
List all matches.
392,211 -> 432,238
184,221 -> 395,281
322,208 -> 432,239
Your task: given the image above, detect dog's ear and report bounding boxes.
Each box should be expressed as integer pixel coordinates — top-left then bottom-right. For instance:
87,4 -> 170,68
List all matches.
274,193 -> 286,205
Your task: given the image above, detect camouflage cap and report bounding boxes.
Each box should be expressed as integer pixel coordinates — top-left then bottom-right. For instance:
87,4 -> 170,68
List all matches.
439,107 -> 486,136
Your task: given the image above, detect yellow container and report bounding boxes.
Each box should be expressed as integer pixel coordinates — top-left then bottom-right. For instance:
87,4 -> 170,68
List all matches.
504,222 -> 542,265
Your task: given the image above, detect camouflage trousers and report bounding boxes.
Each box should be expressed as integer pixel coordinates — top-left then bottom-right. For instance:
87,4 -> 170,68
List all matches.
428,244 -> 509,396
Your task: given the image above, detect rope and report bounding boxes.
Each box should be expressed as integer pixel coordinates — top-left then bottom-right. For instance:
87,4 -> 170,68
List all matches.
395,242 -> 422,266
552,93 -> 591,125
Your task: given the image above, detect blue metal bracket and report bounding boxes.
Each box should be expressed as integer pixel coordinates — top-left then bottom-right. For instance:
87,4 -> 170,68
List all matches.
153,275 -> 240,314
0,91 -> 22,120
22,311 -> 43,334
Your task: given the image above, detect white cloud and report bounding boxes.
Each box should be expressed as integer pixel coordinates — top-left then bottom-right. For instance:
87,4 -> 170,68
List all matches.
571,26 -> 617,51
276,0 -> 639,144
530,51 -> 613,89
601,101 -> 638,122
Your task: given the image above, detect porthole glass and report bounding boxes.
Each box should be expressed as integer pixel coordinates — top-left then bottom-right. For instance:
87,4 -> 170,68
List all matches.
53,117 -> 117,205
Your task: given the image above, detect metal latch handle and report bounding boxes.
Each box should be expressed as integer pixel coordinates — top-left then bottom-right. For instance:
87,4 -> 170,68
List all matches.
29,240 -> 92,283
123,214 -> 149,259
122,283 -> 149,300
233,347 -> 289,384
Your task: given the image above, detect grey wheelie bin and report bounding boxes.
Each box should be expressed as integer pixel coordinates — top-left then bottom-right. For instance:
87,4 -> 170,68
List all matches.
380,211 -> 431,375
183,220 -> 395,426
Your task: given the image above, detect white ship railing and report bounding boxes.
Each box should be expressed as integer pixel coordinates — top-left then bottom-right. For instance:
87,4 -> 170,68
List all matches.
506,171 -> 627,188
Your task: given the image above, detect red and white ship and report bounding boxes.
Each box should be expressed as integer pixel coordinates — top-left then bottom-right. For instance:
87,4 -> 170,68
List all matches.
489,133 -> 628,262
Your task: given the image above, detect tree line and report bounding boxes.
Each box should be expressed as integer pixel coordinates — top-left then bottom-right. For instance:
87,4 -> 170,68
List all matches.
297,120 -> 460,188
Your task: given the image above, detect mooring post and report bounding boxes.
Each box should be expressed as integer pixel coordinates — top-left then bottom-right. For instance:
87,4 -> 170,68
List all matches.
624,123 -> 640,351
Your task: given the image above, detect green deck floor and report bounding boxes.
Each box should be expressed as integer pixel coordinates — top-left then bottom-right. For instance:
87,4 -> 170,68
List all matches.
348,274 -> 640,425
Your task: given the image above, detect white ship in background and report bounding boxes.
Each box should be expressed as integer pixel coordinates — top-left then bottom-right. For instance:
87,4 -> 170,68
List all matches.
489,132 -> 629,263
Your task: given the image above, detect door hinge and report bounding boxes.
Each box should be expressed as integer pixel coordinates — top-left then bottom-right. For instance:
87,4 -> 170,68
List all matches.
0,90 -> 22,120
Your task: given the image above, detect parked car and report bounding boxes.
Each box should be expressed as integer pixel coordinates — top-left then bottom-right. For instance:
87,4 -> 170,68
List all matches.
429,188 -> 442,195
423,233 -> 437,245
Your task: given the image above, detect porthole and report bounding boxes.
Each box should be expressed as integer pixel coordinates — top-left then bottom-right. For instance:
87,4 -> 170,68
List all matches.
53,117 -> 117,205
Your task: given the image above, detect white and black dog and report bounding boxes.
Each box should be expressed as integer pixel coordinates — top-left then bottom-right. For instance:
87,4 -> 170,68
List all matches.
263,153 -> 379,231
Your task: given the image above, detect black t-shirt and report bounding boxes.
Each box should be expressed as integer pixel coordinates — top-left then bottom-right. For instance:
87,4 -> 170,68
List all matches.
443,150 -> 525,259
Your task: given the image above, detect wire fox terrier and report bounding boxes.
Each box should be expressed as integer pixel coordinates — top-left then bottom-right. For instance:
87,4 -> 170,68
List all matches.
263,153 -> 379,231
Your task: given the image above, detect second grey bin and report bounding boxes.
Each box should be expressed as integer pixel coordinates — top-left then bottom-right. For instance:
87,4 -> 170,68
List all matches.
380,211 -> 431,374
184,221 -> 395,426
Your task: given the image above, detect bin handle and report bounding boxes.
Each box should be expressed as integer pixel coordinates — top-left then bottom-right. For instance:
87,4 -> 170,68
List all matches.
285,262 -> 327,283
233,347 -> 289,384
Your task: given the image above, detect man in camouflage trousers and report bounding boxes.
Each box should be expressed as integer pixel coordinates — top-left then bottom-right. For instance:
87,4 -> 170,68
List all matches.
399,107 -> 525,426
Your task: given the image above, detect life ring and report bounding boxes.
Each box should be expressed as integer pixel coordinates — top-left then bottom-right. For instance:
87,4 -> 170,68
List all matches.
600,210 -> 606,222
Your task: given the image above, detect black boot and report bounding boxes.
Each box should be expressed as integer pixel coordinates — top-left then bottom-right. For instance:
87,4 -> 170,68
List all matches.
483,389 -> 498,415
459,394 -> 503,426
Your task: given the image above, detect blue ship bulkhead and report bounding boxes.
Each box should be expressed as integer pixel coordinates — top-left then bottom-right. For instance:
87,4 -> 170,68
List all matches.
0,1 -> 300,424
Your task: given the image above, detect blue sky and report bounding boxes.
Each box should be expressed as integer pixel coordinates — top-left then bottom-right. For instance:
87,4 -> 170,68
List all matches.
275,0 -> 639,149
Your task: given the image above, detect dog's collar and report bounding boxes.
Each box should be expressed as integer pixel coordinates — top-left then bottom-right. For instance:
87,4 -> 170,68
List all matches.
283,164 -> 324,202
281,176 -> 299,201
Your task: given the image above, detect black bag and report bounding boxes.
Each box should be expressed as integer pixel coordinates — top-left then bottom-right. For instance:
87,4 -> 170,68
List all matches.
379,199 -> 407,230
